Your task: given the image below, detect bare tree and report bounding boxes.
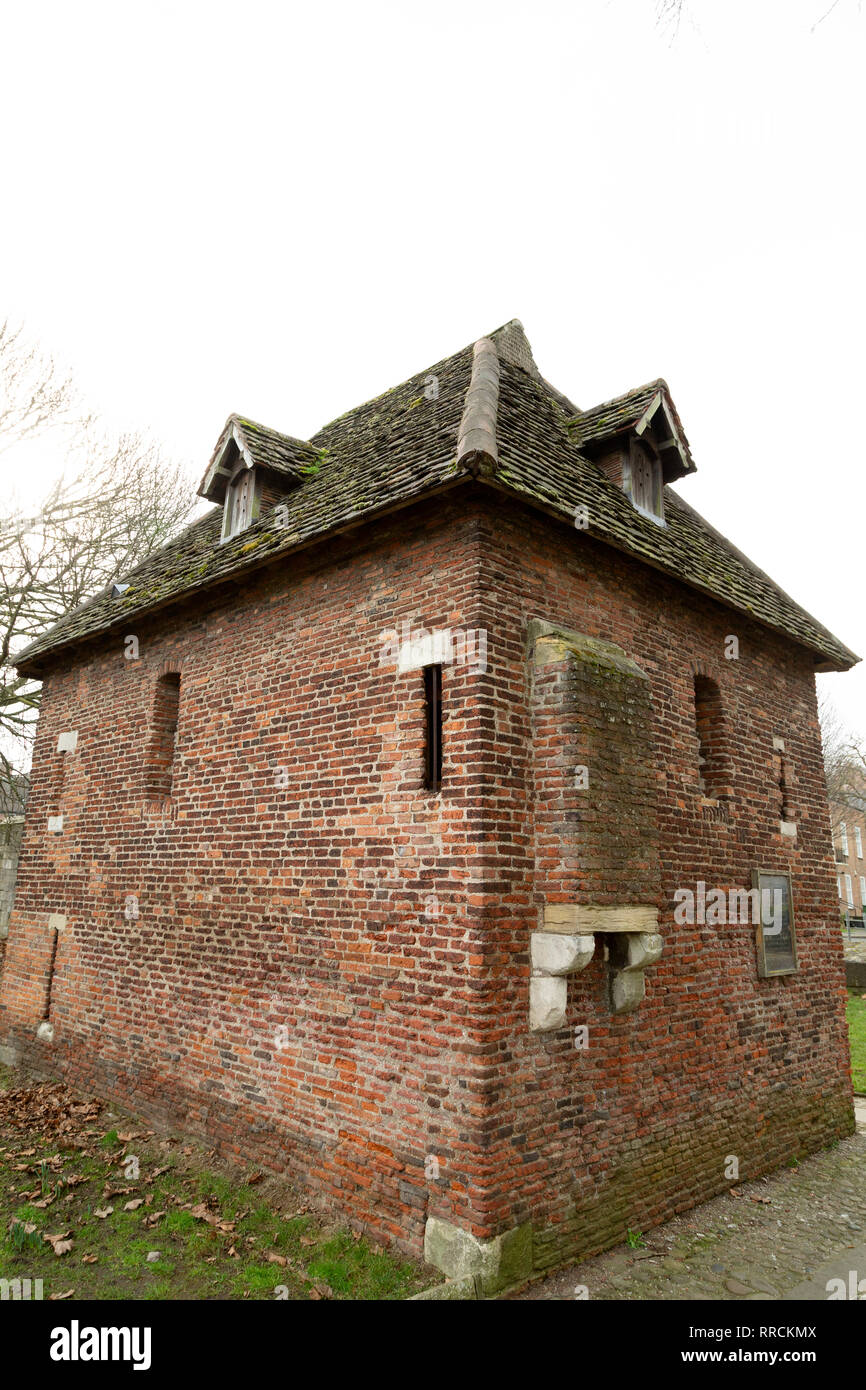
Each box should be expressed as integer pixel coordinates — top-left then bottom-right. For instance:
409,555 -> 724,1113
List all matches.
0,326 -> 197,798
0,320 -> 82,457
655,0 -> 857,35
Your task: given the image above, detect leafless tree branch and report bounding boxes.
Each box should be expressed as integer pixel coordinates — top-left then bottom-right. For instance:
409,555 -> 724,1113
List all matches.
0,325 -> 197,802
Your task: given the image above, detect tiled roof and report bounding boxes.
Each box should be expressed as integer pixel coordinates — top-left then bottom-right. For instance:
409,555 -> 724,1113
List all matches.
229,416 -> 322,482
16,321 -> 858,675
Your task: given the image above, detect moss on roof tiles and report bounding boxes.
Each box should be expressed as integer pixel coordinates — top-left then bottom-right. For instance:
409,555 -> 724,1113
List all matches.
15,332 -> 857,675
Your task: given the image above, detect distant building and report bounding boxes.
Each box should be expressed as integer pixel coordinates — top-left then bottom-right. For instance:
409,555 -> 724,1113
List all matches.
831,793 -> 866,920
0,775 -> 30,966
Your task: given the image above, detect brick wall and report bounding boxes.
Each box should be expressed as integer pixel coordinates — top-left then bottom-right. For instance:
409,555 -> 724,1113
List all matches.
0,486 -> 853,1269
469,498 -> 853,1266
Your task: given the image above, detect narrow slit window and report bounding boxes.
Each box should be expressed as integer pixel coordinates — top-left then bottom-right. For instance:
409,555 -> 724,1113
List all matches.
146,672 -> 181,801
693,674 -> 728,798
772,745 -> 790,820
423,664 -> 442,792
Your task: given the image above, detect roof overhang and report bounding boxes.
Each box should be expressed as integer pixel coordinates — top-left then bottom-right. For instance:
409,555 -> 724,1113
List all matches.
633,390 -> 694,482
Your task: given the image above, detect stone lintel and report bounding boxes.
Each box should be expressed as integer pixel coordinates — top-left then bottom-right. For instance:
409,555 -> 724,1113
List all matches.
542,903 -> 659,935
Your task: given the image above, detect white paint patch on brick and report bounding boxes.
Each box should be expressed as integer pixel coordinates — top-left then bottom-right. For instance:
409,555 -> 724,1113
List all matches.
47,815 -> 64,833
397,628 -> 453,673
56,730 -> 79,754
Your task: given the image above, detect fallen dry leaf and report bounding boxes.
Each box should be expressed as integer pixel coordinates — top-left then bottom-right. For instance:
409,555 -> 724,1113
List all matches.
266,1251 -> 287,1267
93,1206 -> 114,1219
44,1232 -> 74,1256
82,1254 -> 98,1264
49,1288 -> 75,1301
189,1203 -> 235,1233
246,1172 -> 263,1186
124,1198 -> 144,1212
750,1194 -> 772,1205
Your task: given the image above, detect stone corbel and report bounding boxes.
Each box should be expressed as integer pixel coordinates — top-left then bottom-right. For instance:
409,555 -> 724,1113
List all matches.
529,931 -> 595,1033
608,931 -> 663,1014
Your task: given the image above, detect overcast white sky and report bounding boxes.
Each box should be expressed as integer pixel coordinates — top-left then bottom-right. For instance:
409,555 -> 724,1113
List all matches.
1,0 -> 864,733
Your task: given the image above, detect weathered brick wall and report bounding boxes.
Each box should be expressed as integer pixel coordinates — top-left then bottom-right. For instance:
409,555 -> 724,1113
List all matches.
0,486 -> 853,1271
0,497 -> 494,1253
528,624 -> 661,911
471,498 -> 853,1268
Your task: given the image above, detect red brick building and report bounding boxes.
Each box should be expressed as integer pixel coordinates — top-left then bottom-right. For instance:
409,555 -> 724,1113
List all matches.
0,321 -> 858,1290
831,796 -> 866,919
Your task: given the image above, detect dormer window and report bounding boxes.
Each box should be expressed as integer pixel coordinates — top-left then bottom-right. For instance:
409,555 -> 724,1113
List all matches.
569,379 -> 694,529
627,439 -> 664,523
222,463 -> 259,540
198,415 -> 315,542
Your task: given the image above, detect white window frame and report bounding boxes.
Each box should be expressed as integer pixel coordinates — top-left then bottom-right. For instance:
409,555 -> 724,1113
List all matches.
860,875 -> 866,906
845,874 -> 854,908
840,822 -> 849,857
856,826 -> 863,859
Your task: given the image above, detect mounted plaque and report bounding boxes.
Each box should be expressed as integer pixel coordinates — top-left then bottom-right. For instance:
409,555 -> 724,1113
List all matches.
752,869 -> 798,978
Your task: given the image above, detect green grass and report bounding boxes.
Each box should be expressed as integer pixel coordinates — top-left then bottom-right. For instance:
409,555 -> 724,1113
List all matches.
848,990 -> 866,1094
0,1076 -> 432,1301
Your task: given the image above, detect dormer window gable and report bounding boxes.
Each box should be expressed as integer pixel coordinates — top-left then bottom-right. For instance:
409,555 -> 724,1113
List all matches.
568,380 -> 695,528
198,415 -> 318,544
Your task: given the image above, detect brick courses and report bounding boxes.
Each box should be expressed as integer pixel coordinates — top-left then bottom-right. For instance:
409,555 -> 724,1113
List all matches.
0,484 -> 854,1268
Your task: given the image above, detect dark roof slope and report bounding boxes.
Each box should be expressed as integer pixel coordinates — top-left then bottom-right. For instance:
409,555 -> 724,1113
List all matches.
16,321 -> 858,675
